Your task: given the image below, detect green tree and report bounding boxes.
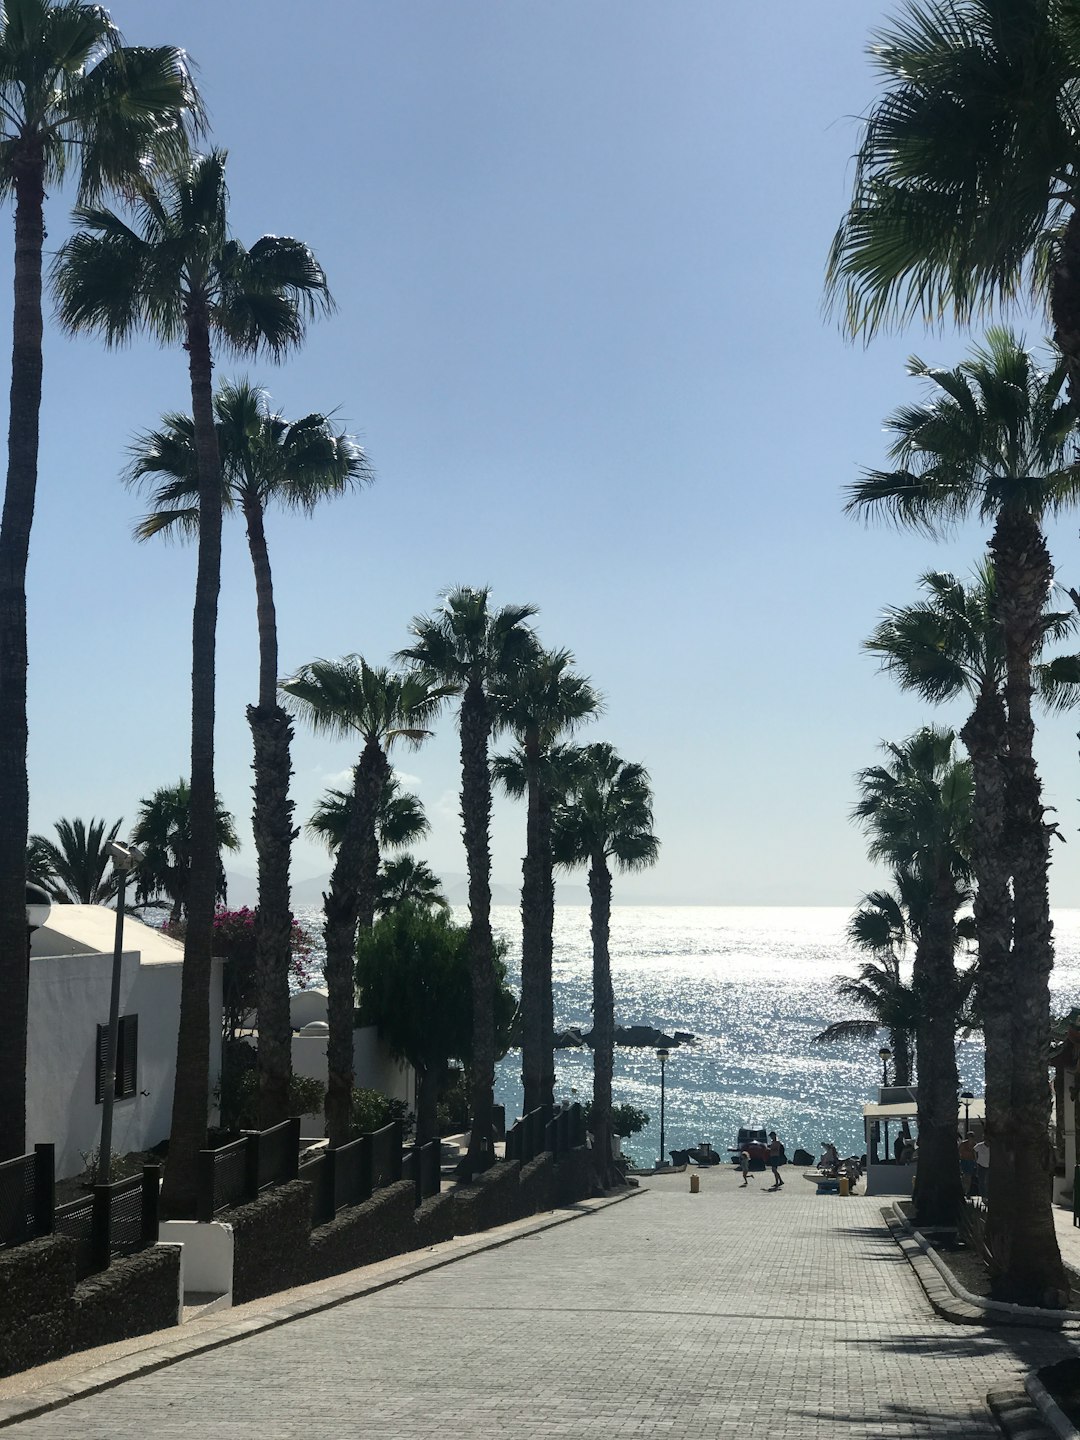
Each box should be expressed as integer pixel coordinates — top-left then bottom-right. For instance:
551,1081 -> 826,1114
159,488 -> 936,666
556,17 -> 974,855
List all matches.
355,907 -> 516,1143
375,856 -> 448,918
493,644 -> 600,1114
281,657 -> 448,1145
399,586 -> 537,1176
26,817 -> 123,905
54,149 -> 332,1213
127,378 -> 370,1128
847,334 -> 1077,1300
309,773 -> 429,859
130,781 -> 238,926
826,0 -> 1080,401
552,743 -> 659,1190
0,0 -> 201,1161
854,728 -> 973,1227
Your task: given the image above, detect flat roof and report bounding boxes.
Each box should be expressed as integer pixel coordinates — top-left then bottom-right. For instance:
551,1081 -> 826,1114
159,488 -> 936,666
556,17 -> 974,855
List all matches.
862,1098 -> 984,1121
31,904 -> 184,966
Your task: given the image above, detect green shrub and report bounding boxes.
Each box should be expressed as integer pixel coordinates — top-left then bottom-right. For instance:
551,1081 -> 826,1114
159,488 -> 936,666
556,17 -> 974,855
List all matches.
218,1065 -> 326,1131
582,1101 -> 650,1138
351,1087 -> 408,1136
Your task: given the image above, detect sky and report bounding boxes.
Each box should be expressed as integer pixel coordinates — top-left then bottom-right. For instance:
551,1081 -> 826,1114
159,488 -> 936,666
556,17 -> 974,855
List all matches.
16,2 -> 1080,907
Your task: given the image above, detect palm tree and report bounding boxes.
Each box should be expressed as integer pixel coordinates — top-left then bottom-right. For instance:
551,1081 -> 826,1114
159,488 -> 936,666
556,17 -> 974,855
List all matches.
309,773 -> 430,860
54,149 -> 332,1213
130,781 -> 239,925
0,0 -> 201,1161
375,856 -> 449,918
127,379 -> 370,1128
398,586 -> 537,1176
848,334 -> 1077,1299
552,743 -> 659,1190
281,657 -> 449,1145
854,728 -> 973,1227
826,0 -> 1080,402
493,650 -> 600,1116
27,817 -> 123,905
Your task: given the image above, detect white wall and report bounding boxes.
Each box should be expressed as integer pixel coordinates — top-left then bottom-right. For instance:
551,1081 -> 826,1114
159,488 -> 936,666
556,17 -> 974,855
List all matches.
292,1025 -> 415,1137
27,945 -> 224,1179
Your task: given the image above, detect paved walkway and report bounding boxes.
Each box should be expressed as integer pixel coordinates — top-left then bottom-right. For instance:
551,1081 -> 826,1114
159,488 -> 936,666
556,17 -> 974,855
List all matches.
5,1171 -> 1079,1438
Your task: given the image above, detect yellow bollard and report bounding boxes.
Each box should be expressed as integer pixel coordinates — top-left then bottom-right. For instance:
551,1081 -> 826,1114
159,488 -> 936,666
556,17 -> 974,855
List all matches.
839,1174 -> 849,1197
689,1173 -> 700,1194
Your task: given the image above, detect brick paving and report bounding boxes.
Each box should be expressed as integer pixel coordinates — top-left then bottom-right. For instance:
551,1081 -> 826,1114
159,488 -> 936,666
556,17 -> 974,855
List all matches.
6,1169 -> 1079,1438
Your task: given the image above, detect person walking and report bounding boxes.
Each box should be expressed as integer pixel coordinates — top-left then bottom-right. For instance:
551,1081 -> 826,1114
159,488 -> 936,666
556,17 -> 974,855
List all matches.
974,1135 -> 990,1198
766,1131 -> 786,1190
739,1149 -> 753,1187
958,1133 -> 977,1196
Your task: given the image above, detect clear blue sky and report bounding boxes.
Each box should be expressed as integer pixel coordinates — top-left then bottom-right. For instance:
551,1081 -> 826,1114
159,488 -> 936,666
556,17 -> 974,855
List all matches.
15,2 -> 1080,905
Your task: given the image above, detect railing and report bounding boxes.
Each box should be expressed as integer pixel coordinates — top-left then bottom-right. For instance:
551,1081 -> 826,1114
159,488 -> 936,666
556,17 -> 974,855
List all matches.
370,1119 -> 404,1191
196,1117 -> 301,1222
301,1121 -> 413,1229
0,1144 -> 54,1250
507,1103 -> 585,1165
54,1166 -> 159,1280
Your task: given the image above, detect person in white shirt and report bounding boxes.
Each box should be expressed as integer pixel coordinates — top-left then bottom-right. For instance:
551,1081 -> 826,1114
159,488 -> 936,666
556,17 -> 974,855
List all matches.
974,1137 -> 990,1196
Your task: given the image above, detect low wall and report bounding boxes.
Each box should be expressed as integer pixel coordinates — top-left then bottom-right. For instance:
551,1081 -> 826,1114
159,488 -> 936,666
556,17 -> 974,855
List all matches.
553,1146 -> 594,1207
71,1245 -> 182,1348
518,1153 -> 555,1217
230,1181 -> 312,1304
159,1219 -> 233,1299
413,1190 -> 456,1249
452,1159 -> 523,1235
306,1180 -> 415,1282
0,1235 -> 75,1377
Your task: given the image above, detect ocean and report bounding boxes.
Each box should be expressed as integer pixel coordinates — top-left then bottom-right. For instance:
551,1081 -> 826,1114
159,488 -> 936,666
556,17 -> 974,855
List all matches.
298,904 -> 1080,1170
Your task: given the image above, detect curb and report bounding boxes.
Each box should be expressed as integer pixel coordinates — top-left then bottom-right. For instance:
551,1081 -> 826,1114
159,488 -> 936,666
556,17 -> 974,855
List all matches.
883,1205 -> 1078,1330
989,1383 -> 1057,1439
1025,1373 -> 1080,1440
0,1187 -> 643,1431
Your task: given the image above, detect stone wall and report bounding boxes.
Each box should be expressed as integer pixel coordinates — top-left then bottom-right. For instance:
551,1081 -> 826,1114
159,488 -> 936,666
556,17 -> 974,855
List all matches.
306,1180 -> 416,1283
71,1245 -> 181,1348
0,1235 -> 75,1377
413,1190 -> 456,1249
518,1153 -> 555,1217
553,1146 -> 594,1207
452,1160 -> 523,1235
230,1180 -> 312,1304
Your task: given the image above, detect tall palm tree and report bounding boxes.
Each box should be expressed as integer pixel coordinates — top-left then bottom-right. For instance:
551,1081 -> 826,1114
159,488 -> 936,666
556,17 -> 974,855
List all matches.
493,644 -> 601,1114
130,780 -> 239,925
848,334 -> 1077,1299
552,743 -> 659,1190
27,817 -> 123,905
126,380 -> 370,1128
54,149 -> 332,1213
854,728 -> 973,1227
281,657 -> 449,1145
398,586 -> 537,1176
826,0 -> 1080,401
0,0 -> 201,1161
375,855 -> 449,918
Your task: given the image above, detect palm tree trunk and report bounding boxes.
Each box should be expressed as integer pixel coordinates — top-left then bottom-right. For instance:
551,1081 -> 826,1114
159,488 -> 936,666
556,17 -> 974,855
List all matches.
1052,206 -> 1080,407
519,735 -> 544,1115
0,155 -> 44,1159
988,506 -> 1067,1305
889,1028 -> 913,1089
356,743 -> 389,934
960,680 -> 1016,1275
537,779 -> 557,1111
242,497 -> 294,1129
461,680 -> 496,1177
911,872 -> 963,1227
161,304 -> 223,1217
588,852 -> 617,1191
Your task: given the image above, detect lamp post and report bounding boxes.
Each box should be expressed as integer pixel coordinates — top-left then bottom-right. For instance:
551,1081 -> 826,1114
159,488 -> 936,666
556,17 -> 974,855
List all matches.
656,1047 -> 670,1169
879,1047 -> 892,1164
960,1090 -> 973,1134
97,842 -> 144,1185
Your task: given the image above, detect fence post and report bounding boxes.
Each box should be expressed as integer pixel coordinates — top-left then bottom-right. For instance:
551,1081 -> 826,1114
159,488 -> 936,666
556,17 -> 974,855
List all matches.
90,1185 -> 111,1272
358,1133 -> 373,1203
141,1165 -> 160,1244
196,1149 -> 216,1224
391,1119 -> 403,1182
412,1143 -> 423,1208
33,1143 -> 54,1237
322,1146 -> 337,1223
285,1118 -> 301,1181
244,1132 -> 261,1201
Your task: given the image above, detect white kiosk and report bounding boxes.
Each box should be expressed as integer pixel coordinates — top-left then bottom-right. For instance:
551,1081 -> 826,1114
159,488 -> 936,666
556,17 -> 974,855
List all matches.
861,1087 -> 984,1196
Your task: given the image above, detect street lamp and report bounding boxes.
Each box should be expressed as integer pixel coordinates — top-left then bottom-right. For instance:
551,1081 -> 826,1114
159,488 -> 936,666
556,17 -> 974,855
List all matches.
656,1047 -> 670,1169
960,1090 -> 974,1133
97,842 -> 144,1185
879,1047 -> 892,1164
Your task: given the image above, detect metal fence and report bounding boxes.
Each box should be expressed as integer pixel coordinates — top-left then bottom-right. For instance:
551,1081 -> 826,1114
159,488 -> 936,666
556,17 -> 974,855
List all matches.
196,1117 -> 301,1222
370,1119 -> 404,1191
53,1166 -> 160,1280
0,1144 -> 53,1250
300,1120 -> 423,1230
506,1103 -> 585,1165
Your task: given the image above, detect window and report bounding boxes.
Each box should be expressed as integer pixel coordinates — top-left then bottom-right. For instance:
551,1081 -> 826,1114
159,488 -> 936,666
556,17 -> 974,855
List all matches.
95,1015 -> 138,1103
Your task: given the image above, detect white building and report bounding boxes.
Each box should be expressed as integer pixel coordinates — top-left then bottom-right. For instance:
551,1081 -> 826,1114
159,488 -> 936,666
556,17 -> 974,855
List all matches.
288,989 -> 415,1135
27,905 -> 224,1180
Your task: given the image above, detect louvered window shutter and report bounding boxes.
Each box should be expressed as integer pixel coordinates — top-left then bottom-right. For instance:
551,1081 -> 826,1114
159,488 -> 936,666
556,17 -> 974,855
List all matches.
119,1015 -> 138,1099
